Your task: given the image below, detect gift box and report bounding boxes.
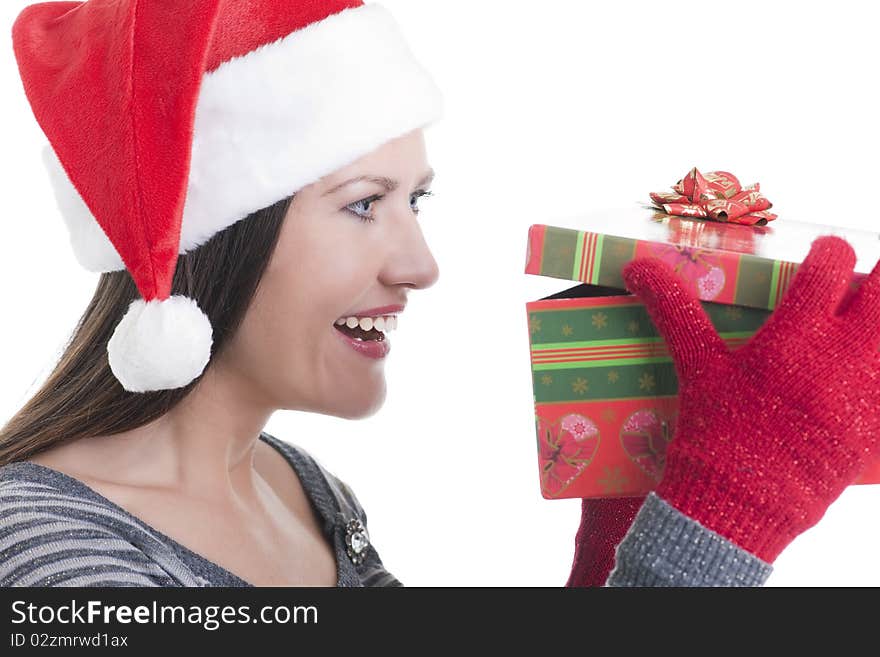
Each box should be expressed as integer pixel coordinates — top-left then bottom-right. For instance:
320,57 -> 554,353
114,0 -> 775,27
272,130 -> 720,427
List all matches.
525,207 -> 880,499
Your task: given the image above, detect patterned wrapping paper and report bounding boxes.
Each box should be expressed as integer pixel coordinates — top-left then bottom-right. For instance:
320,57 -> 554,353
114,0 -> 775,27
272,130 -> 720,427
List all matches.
525,209 -> 880,499
524,209 -> 880,312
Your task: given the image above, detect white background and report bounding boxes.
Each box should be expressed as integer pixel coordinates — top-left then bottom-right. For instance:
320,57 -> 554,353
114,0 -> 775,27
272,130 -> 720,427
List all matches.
2,0 -> 879,586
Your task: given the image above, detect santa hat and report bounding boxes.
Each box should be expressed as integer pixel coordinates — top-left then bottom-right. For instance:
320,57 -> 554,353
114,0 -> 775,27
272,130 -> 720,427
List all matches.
11,0 -> 443,393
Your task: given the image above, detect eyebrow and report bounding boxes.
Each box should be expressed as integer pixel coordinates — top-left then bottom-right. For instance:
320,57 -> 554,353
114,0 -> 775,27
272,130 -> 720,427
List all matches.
323,169 -> 435,196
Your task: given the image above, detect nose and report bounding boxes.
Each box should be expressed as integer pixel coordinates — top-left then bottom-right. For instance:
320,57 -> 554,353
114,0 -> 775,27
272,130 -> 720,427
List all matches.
380,210 -> 439,291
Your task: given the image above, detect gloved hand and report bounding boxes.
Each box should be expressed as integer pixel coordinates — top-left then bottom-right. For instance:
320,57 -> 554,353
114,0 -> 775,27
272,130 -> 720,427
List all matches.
566,496 -> 645,586
620,235 -> 880,563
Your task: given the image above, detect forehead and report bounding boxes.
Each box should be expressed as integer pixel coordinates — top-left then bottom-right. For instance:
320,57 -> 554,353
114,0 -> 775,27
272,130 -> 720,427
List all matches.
318,130 -> 430,188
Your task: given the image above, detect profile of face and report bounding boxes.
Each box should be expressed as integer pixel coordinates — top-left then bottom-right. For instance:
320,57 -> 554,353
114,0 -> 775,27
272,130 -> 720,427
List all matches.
218,129 -> 439,419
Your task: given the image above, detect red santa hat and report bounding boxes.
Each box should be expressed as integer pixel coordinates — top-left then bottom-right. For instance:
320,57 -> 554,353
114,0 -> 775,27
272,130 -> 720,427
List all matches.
11,0 -> 442,393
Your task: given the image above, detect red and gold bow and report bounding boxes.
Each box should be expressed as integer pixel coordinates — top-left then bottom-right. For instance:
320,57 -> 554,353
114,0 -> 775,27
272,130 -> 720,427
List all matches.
650,167 -> 777,226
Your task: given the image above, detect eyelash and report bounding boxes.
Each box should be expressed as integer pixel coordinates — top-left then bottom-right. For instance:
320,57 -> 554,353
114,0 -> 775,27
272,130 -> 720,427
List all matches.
345,190 -> 434,223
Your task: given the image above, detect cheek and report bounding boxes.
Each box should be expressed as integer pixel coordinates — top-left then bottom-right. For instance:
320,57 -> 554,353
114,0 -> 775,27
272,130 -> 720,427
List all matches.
249,269 -> 321,363
236,209 -> 385,384
241,255 -> 359,375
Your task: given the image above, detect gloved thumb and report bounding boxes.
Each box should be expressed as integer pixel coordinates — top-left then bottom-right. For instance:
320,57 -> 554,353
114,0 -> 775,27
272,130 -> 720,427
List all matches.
622,257 -> 727,382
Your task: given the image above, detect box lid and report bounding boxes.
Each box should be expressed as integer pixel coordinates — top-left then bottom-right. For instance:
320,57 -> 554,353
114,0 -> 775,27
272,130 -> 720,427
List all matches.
525,206 -> 880,311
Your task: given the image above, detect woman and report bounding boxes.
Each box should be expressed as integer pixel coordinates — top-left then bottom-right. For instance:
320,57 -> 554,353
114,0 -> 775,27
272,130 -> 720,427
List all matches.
1,0 -> 442,587
1,124 -> 441,586
3,0 -> 880,587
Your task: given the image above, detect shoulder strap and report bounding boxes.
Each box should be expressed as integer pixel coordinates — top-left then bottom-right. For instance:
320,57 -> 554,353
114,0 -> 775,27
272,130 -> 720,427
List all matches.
259,432 -> 403,587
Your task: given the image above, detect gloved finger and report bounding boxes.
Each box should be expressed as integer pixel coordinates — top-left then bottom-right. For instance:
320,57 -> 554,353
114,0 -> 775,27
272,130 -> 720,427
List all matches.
622,257 -> 727,382
839,253 -> 880,348
773,235 -> 856,325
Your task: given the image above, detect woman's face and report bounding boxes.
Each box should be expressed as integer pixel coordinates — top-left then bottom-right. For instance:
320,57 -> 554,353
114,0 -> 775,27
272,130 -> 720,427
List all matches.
223,129 -> 438,419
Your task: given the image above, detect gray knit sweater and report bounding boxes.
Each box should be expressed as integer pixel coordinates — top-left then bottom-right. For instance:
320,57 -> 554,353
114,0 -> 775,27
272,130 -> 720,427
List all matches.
0,432 -> 771,587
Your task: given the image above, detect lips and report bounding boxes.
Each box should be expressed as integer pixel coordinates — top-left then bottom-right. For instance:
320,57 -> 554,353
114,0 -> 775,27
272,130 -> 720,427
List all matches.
344,304 -> 405,318
332,303 -> 404,360
333,321 -> 390,360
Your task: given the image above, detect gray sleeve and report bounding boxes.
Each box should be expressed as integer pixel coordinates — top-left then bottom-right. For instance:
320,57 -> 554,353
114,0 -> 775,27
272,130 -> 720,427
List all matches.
0,510 -> 176,587
605,492 -> 773,587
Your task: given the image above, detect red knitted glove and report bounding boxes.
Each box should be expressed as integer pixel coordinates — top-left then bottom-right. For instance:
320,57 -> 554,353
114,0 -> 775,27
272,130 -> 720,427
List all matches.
621,235 -> 880,563
566,496 -> 645,587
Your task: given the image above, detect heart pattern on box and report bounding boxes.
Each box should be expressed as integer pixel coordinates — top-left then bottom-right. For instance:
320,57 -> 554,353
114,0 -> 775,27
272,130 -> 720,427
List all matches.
536,413 -> 600,498
619,408 -> 676,481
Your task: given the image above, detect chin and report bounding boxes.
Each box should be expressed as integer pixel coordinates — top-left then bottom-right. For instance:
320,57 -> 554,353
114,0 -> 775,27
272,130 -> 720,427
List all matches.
331,383 -> 388,420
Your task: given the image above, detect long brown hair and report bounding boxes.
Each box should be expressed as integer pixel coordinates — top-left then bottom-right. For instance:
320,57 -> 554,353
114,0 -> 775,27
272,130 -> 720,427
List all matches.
0,194 -> 294,467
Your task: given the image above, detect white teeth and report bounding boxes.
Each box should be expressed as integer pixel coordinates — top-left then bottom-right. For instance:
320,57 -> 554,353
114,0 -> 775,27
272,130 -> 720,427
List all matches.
335,314 -> 398,332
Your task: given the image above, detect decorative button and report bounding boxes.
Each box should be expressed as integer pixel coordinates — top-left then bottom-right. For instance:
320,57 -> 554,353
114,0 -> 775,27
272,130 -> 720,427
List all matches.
344,518 -> 370,565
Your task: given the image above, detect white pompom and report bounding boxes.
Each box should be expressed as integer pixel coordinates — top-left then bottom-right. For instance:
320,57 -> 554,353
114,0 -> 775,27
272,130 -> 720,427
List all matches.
107,296 -> 214,393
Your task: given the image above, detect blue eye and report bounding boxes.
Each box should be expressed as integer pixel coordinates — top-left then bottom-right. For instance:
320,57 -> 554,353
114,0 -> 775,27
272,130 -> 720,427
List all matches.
345,190 -> 434,224
345,195 -> 382,223
410,189 -> 433,214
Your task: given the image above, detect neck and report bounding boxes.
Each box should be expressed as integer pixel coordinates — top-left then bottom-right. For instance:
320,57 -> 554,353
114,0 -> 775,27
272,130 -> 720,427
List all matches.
85,359 -> 276,503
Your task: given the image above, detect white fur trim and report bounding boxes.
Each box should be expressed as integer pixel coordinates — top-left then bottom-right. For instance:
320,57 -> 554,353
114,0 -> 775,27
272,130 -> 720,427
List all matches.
41,3 -> 443,273
107,296 -> 214,393
183,3 -> 443,252
41,144 -> 125,272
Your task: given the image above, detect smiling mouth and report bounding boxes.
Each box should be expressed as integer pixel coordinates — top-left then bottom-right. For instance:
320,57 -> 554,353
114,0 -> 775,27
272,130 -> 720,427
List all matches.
333,314 -> 398,342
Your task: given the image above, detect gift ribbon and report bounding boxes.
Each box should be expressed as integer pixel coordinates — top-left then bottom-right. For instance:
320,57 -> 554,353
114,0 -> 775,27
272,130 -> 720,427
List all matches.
650,167 -> 778,226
